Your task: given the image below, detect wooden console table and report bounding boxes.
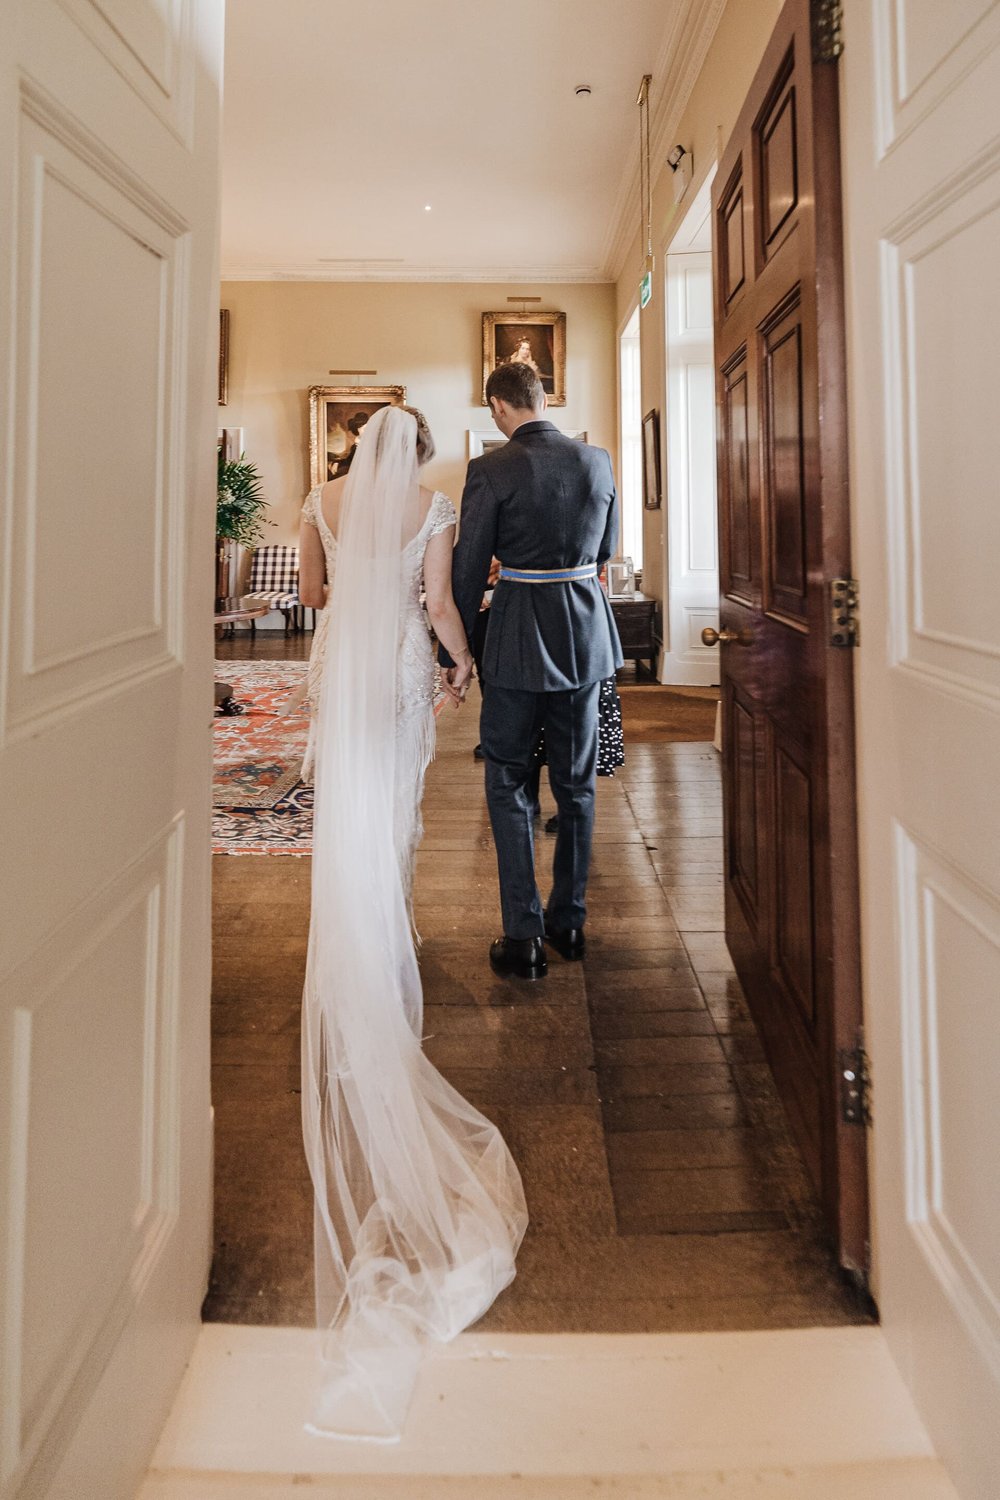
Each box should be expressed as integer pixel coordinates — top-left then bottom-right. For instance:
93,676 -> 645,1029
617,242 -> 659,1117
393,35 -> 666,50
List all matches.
610,591 -> 660,680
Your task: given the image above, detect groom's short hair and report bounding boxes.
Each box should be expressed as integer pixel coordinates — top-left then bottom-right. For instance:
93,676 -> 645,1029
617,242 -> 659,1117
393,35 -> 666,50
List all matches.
486,361 -> 544,411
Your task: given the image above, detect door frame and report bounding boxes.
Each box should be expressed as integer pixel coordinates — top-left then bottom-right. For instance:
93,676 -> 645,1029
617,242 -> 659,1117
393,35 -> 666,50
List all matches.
662,165 -> 721,686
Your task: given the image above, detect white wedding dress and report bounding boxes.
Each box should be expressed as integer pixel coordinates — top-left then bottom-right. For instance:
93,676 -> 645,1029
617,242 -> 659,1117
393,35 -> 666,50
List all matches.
300,407 -> 527,1443
300,482 -> 456,901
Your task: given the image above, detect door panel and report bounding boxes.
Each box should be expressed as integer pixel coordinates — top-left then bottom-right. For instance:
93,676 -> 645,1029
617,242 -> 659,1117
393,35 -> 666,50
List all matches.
0,2 -> 222,1496
758,60 -> 799,255
718,164 -> 748,309
720,350 -> 758,603
729,687 -> 761,921
843,0 -> 1000,1490
712,0 -> 866,1270
772,736 -> 815,1030
760,289 -> 808,622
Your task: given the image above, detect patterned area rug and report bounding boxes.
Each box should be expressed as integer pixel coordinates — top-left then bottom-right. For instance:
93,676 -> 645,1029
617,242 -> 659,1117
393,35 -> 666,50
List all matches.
213,661 -> 313,855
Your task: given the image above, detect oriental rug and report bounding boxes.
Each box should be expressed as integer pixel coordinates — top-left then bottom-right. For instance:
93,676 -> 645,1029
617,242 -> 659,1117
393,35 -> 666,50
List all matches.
213,661 -> 313,855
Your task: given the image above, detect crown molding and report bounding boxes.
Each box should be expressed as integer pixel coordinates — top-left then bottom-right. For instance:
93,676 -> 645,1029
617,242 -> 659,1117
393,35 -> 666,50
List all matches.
220,261 -> 614,285
600,0 -> 727,284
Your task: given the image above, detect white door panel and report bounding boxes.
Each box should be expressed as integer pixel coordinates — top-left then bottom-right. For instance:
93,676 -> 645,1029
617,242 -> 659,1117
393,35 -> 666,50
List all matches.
843,1 -> 1000,1493
0,2 -> 222,1496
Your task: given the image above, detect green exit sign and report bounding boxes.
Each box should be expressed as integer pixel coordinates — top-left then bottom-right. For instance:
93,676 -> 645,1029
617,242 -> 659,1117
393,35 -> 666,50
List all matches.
639,270 -> 652,309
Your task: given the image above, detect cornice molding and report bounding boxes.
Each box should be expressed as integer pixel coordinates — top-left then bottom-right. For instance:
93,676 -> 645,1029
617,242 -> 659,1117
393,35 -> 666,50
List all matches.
220,262 -> 614,285
600,0 -> 727,284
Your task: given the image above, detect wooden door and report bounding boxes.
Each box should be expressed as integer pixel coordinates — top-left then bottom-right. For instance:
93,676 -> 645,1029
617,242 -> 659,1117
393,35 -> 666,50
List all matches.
0,2 -> 223,1495
710,0 -> 867,1275
842,0 -> 1000,1491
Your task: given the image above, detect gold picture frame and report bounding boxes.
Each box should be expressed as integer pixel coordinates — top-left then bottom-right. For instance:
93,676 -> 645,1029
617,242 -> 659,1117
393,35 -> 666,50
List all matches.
642,407 -> 662,509
308,384 -> 407,487
482,311 -> 566,406
218,309 -> 230,406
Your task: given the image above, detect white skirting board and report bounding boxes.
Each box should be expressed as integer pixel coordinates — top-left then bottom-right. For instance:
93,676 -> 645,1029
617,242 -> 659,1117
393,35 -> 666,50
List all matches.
138,1326 -> 959,1499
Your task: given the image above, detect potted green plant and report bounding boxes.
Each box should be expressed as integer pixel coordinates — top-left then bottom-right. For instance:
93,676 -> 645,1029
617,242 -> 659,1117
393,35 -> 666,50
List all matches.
216,448 -> 271,604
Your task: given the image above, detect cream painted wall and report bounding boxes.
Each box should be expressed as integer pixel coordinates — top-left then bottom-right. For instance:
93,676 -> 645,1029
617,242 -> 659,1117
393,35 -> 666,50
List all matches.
219,280 -> 618,543
615,0 -> 783,605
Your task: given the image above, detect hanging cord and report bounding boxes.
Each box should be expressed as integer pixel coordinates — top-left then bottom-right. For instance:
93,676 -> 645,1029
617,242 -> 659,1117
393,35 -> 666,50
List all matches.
636,74 -> 653,269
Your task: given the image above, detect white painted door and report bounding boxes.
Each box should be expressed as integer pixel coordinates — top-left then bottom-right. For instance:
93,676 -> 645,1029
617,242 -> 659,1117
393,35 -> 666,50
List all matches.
0,2 -> 222,1497
662,248 -> 719,684
842,1 -> 1000,1494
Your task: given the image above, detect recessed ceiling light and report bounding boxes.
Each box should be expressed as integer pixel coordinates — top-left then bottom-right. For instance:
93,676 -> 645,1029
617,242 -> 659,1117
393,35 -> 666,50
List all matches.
424,204 -> 432,211
575,84 -> 592,96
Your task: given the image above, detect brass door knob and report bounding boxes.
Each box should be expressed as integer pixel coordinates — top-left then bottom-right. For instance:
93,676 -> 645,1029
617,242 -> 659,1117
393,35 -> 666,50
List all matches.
702,626 -> 742,646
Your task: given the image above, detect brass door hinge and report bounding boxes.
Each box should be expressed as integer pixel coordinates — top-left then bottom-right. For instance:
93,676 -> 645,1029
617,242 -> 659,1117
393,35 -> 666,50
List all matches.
830,577 -> 859,647
811,0 -> 844,63
839,1041 -> 872,1126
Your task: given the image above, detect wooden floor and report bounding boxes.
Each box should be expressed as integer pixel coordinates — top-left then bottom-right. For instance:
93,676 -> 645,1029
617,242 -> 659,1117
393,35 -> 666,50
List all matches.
208,632 -> 869,1332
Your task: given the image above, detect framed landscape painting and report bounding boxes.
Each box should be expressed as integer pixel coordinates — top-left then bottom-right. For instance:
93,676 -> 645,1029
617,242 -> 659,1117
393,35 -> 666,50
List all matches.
308,384 -> 406,487
482,312 -> 566,406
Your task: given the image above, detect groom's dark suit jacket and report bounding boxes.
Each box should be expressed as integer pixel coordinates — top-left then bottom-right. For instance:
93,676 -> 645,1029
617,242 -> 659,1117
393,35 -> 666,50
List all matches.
446,421 -> 623,692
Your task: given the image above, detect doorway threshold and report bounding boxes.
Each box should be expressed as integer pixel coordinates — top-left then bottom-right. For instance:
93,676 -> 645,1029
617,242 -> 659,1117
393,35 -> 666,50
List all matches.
139,1325 -> 957,1499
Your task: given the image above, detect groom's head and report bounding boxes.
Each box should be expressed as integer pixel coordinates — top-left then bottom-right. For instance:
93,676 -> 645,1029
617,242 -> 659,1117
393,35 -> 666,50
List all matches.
486,361 -> 546,438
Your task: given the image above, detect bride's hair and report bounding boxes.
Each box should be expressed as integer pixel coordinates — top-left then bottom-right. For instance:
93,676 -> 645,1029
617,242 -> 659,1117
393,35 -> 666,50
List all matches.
402,404 -> 436,465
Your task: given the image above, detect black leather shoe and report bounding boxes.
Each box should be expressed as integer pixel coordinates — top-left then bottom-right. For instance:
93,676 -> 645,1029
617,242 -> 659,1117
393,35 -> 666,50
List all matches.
544,920 -> 586,961
489,936 -> 547,981
473,743 -> 485,761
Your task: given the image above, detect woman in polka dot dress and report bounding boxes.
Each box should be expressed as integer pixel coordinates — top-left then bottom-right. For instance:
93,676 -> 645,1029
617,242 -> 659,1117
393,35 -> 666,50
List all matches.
535,674 -> 624,834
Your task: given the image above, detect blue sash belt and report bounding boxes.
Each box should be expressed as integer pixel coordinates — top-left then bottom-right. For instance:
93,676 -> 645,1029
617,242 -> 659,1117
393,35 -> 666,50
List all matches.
498,564 -> 598,584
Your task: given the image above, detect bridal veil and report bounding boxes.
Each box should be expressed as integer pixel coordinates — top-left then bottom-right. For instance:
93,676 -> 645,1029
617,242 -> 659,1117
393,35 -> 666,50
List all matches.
301,405 -> 527,1440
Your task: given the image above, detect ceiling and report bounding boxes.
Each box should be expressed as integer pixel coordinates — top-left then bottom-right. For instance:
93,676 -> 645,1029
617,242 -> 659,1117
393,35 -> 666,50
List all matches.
221,0 -> 700,282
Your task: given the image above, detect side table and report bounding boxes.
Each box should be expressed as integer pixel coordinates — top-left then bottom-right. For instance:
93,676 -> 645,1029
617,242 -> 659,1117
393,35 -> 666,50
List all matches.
214,597 -> 270,714
609,592 -> 660,680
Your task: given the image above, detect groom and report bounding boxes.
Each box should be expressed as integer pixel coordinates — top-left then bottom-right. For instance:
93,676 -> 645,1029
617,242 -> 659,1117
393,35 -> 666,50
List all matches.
443,361 -> 622,980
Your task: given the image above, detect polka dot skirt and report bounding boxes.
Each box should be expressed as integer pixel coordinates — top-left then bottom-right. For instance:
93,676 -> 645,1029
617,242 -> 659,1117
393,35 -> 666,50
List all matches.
596,676 -> 625,777
532,676 -> 625,778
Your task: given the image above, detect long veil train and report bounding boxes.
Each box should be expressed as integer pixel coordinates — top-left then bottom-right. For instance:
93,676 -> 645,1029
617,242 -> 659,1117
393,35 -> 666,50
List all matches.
300,406 -> 527,1440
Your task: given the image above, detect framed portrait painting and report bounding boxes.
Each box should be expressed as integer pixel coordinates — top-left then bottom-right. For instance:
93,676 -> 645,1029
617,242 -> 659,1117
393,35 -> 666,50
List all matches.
482,312 -> 566,406
642,407 -> 662,509
308,384 -> 406,487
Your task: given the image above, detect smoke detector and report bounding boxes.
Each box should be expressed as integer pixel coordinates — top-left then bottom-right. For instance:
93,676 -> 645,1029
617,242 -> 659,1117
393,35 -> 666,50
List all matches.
575,84 -> 592,97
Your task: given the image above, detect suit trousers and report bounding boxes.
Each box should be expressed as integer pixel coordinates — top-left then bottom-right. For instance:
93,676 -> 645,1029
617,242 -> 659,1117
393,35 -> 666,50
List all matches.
480,680 -> 600,940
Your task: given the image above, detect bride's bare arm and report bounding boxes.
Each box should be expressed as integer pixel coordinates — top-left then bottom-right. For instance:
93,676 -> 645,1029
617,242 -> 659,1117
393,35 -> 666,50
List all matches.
299,514 -> 327,609
423,525 -> 473,694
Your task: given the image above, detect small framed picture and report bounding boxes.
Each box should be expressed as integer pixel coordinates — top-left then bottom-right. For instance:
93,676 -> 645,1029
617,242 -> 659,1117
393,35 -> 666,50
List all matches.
217,427 -> 244,463
482,312 -> 566,406
218,309 -> 230,406
467,427 -> 586,460
308,384 -> 407,487
642,408 -> 662,509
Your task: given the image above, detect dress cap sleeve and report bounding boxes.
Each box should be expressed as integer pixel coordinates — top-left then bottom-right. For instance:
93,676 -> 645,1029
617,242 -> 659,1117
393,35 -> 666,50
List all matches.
427,492 -> 457,538
301,486 -> 322,526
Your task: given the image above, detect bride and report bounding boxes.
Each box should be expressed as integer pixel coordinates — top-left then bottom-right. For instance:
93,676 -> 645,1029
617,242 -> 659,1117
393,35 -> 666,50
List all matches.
296,404 -> 527,1442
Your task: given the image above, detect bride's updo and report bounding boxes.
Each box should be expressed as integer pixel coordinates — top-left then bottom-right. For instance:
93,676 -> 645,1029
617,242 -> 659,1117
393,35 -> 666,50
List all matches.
402,405 -> 436,465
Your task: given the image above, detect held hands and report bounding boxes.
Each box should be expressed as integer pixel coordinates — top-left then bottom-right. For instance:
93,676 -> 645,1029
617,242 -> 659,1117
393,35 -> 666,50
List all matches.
441,649 -> 474,707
